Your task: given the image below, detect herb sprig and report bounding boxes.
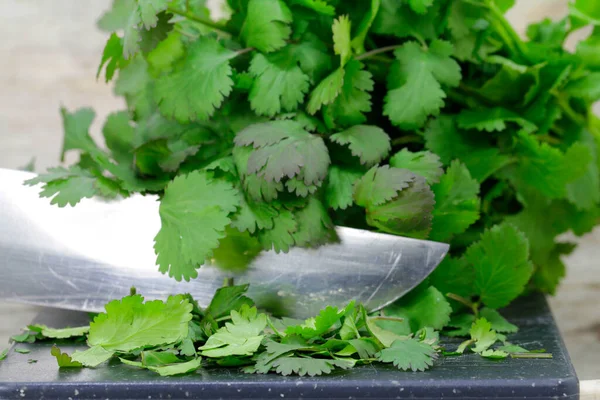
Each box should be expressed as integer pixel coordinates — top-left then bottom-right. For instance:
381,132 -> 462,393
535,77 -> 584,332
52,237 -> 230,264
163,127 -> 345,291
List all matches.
7,284 -> 549,376
26,0 -> 600,322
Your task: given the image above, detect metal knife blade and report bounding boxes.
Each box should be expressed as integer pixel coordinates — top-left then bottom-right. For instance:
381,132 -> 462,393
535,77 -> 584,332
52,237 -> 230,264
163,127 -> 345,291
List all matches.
0,168 -> 449,318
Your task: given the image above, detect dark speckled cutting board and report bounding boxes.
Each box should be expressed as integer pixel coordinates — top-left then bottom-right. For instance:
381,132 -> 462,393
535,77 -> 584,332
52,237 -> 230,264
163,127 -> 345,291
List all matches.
0,294 -> 578,400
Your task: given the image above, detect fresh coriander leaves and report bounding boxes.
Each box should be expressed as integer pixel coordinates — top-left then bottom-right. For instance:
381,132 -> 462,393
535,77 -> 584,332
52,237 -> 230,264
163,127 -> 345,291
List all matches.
34,0 -> 600,337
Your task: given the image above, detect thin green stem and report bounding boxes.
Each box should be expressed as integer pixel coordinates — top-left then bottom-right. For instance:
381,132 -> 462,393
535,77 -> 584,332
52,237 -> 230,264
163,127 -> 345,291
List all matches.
371,316 -> 405,323
510,353 -> 553,359
446,293 -> 479,316
236,47 -> 254,56
355,45 -> 402,61
557,96 -> 586,125
167,6 -> 235,36
391,135 -> 424,146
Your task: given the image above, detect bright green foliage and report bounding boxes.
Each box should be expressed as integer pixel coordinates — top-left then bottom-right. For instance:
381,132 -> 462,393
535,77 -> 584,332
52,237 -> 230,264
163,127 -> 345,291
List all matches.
333,15 -> 352,66
241,0 -> 292,53
68,294 -> 193,367
457,107 -> 537,133
469,318 -> 499,354
285,306 -> 343,338
389,149 -> 443,185
325,165 -> 362,210
155,37 -> 236,122
248,52 -> 310,117
269,357 -> 355,376
377,338 -> 437,371
384,286 -> 452,334
200,305 -> 267,358
235,120 -> 330,185
34,0 -> 600,337
330,125 -> 391,166
50,345 -> 83,368
0,349 -> 7,362
121,356 -> 202,376
429,161 -> 480,243
384,40 -> 461,129
154,171 -> 239,281
27,325 -> 89,339
35,284 -> 539,376
465,224 -> 533,309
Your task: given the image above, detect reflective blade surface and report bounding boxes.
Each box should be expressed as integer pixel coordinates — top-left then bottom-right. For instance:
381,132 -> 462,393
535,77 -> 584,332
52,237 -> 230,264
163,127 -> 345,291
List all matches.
0,168 -> 449,318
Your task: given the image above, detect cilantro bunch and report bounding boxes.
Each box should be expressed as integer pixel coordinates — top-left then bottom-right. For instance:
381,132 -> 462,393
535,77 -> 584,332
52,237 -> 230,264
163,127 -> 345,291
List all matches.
27,0 -> 600,315
7,285 -> 547,376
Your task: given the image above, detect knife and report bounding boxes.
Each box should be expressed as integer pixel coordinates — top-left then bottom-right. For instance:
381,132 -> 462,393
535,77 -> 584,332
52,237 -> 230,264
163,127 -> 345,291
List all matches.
0,168 -> 449,318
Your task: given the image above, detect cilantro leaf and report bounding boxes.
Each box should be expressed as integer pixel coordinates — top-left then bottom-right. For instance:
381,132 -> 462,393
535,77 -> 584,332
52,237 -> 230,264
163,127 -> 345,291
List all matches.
102,111 -> 135,163
155,37 -> 236,122
409,0 -> 434,14
354,166 -> 414,208
50,345 -> 82,368
324,60 -> 374,127
233,146 -> 283,202
480,349 -> 509,359
248,51 -> 310,117
325,165 -> 363,210
154,171 -> 240,281
98,0 -> 135,32
205,284 -> 254,320
457,107 -> 537,133
24,166 -> 121,207
465,223 -> 533,309
430,256 -> 474,301
372,0 -> 440,40
0,349 -> 7,362
270,357 -> 355,376
508,131 -> 590,199
429,161 -> 480,243
307,67 -> 345,115
389,149 -> 443,185
479,308 -> 518,334
293,197 -> 338,248
235,120 -> 330,185
257,208 -> 297,253
285,306 -> 343,339
333,15 -> 352,66
289,0 -> 335,15
71,294 -> 192,367
241,0 -> 292,53
357,168 -> 435,239
121,355 -> 202,376
27,325 -> 89,339
377,338 -> 437,371
384,286 -> 452,334
330,125 -> 391,167
425,116 -> 512,182
384,41 -> 461,129
470,318 -> 498,353
200,305 -> 267,357
59,107 -> 96,160
97,33 -> 127,82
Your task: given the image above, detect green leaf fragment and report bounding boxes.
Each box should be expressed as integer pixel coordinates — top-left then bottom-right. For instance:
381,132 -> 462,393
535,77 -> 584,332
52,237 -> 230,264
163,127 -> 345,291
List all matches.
384,40 -> 461,129
377,339 -> 437,371
154,171 -> 239,281
155,37 -> 236,123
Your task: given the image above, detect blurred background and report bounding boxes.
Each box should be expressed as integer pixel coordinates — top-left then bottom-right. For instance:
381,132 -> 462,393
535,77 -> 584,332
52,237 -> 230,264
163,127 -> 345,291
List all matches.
0,0 -> 598,379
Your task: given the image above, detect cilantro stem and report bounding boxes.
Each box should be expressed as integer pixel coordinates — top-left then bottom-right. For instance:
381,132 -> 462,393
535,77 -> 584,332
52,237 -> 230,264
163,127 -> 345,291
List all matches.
510,353 -> 553,359
167,7 -> 236,36
485,1 -> 529,63
446,293 -> 479,316
391,135 -> 424,146
355,45 -> 402,61
370,316 -> 404,323
236,47 -> 254,56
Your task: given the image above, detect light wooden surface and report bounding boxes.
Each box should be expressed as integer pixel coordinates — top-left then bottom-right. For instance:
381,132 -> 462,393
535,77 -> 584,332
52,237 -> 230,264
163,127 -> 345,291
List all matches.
0,0 -> 598,380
